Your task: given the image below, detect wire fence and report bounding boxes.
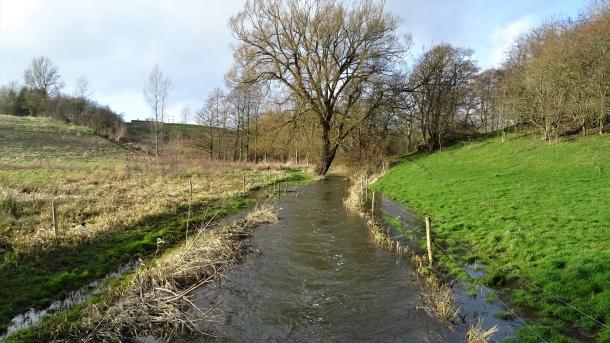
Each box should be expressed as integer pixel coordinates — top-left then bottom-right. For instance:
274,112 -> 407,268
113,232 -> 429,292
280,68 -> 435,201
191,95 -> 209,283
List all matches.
371,192 -> 606,342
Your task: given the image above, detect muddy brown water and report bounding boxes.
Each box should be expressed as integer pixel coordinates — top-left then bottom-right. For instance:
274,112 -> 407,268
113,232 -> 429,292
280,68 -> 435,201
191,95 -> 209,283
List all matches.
180,176 -> 463,343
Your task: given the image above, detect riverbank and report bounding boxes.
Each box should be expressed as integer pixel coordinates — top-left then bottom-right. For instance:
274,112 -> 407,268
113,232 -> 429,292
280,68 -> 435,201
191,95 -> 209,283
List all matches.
372,132 -> 610,342
4,206 -> 280,342
344,174 -> 505,341
0,115 -> 315,339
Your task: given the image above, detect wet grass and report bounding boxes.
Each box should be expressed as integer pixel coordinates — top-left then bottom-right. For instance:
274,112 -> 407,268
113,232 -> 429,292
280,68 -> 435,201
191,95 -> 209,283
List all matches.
0,196 -> 251,331
4,269 -> 135,343
4,206 -> 281,342
372,132 -> 610,341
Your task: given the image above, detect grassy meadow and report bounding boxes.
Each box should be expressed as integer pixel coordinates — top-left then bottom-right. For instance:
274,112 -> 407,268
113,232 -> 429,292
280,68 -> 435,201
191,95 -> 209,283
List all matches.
0,114 -> 312,334
372,132 -> 610,342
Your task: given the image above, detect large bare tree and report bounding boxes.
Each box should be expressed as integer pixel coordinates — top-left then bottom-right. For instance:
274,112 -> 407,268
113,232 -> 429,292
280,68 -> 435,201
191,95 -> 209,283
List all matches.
23,56 -> 64,97
144,64 -> 171,156
230,0 -> 404,175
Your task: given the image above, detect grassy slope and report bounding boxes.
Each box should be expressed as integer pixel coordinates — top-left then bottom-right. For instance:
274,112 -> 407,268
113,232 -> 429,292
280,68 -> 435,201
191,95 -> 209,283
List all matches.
0,115 -> 312,332
373,132 -> 610,342
125,121 -> 228,158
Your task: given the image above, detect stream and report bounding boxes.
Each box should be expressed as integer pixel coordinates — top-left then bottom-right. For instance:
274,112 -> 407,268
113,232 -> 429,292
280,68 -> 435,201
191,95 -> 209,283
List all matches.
0,175 -> 522,342
180,176 -> 463,342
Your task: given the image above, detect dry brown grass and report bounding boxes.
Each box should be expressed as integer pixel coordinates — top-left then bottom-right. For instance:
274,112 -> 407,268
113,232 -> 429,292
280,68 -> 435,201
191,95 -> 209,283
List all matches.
53,206 -> 278,342
466,318 -> 498,343
343,174 -> 367,212
343,171 -> 384,213
411,254 -> 461,327
366,218 -> 410,258
0,151 -> 294,257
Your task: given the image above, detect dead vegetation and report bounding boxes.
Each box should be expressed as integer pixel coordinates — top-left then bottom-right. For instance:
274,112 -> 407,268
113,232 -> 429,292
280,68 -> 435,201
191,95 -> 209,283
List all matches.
52,206 -> 277,342
367,218 -> 409,258
411,255 -> 461,326
0,140 -> 297,257
343,172 -> 383,213
466,318 -> 498,343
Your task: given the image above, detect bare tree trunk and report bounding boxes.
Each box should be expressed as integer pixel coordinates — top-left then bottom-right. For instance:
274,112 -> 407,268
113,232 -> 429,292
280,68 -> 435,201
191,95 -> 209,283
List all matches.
317,124 -> 337,175
154,119 -> 159,157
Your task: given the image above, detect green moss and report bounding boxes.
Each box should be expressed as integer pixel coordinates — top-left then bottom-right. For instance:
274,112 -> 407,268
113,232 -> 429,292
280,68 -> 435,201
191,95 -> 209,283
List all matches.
373,132 -> 610,341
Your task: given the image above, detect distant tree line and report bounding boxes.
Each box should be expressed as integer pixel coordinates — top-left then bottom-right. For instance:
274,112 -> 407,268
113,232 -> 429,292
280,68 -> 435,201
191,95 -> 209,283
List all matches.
0,56 -> 125,140
381,1 -> 610,154
497,4 -> 610,141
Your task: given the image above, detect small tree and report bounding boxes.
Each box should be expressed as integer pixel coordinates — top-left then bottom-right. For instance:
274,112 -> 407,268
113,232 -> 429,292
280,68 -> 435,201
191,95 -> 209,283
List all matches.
143,64 -> 171,156
23,56 -> 64,97
23,56 -> 64,115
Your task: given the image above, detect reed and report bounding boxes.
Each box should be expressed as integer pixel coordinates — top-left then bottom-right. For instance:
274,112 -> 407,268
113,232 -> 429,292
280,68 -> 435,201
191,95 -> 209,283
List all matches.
46,206 -> 278,342
466,318 -> 498,343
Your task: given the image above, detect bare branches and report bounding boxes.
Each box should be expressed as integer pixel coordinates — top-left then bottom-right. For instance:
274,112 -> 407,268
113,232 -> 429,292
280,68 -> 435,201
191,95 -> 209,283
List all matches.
144,64 -> 172,156
230,0 -> 404,174
23,56 -> 64,97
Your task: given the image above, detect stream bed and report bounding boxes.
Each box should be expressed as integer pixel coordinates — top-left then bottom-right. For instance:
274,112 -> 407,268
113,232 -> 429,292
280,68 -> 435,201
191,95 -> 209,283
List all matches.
180,176 -> 463,342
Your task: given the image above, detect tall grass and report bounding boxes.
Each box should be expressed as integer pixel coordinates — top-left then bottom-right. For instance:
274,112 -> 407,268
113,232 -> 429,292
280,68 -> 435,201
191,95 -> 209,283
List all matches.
6,207 -> 278,342
0,114 -> 312,334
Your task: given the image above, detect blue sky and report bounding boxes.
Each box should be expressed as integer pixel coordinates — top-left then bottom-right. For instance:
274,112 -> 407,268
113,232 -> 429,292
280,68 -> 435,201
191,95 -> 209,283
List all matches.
0,0 -> 586,122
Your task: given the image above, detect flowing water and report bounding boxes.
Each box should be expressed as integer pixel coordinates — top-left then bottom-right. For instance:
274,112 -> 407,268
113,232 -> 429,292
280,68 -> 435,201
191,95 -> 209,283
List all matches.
182,176 -> 463,342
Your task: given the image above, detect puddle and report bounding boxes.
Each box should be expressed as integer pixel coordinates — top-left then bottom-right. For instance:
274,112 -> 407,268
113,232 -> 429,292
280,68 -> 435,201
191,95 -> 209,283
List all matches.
465,262 -> 487,280
0,261 -> 137,340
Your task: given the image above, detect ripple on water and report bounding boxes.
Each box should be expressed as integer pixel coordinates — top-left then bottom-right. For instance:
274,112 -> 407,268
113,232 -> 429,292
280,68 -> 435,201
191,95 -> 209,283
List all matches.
176,177 -> 463,343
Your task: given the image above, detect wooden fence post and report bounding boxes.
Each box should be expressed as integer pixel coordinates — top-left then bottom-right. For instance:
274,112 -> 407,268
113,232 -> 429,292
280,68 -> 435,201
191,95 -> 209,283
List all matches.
268,168 -> 271,182
425,216 -> 433,266
360,179 -> 365,204
52,200 -> 58,238
242,174 -> 246,192
285,180 -> 288,193
371,192 -> 375,214
186,179 -> 192,239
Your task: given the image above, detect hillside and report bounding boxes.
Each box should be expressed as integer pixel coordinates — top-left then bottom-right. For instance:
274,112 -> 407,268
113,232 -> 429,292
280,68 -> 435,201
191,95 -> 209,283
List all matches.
0,114 -> 126,162
373,132 -> 610,341
125,121 -> 235,158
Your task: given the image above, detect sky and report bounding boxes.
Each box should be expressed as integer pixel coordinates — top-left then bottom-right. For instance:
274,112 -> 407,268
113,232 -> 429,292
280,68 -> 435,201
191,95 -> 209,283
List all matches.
0,0 -> 586,122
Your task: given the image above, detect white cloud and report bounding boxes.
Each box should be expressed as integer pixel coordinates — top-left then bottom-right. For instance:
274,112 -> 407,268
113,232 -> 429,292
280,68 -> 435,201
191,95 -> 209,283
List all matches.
0,0 -> 245,120
488,16 -> 535,68
0,1 -> 583,117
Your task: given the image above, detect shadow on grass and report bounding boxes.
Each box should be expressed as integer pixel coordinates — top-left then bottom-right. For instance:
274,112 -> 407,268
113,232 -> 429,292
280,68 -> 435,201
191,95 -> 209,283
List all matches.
0,196 -> 251,332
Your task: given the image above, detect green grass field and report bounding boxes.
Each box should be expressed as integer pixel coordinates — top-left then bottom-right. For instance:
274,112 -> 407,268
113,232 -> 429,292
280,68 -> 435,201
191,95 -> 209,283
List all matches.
372,132 -> 610,342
